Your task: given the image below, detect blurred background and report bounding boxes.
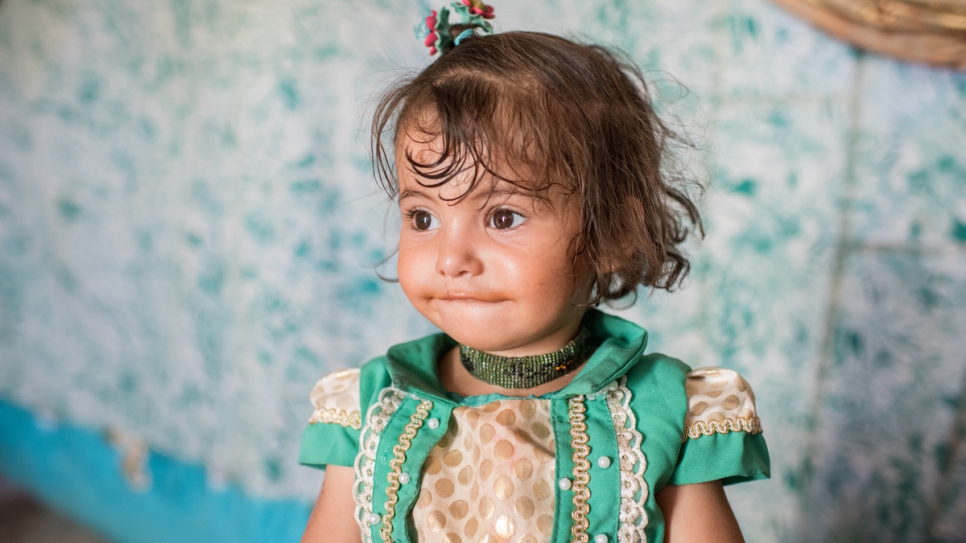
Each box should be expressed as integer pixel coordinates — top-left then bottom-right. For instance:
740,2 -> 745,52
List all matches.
0,0 -> 964,542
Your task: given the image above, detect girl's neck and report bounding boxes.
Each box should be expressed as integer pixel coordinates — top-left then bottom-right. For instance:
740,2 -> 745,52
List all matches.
436,345 -> 588,398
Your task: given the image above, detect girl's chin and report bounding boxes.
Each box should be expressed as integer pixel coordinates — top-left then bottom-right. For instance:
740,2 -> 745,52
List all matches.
433,321 -> 528,353
439,324 -> 514,350
437,323 -> 565,356
425,302 -> 583,354
429,301 -> 513,329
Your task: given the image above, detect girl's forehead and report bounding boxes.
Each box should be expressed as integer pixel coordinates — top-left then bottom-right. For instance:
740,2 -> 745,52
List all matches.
397,129 -> 445,161
397,134 -> 542,191
394,118 -> 574,210
398,170 -> 535,204
396,117 -> 539,176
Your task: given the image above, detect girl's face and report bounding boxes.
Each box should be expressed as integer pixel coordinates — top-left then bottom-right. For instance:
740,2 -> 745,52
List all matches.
396,131 -> 591,357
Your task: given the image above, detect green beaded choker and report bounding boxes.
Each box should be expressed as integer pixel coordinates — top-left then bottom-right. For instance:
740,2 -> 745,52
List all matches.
458,328 -> 592,389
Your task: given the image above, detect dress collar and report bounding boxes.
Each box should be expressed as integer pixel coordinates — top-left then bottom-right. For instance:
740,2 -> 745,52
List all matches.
384,309 -> 649,405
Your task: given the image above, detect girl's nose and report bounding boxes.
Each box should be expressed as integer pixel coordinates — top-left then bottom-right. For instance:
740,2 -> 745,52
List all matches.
435,227 -> 483,277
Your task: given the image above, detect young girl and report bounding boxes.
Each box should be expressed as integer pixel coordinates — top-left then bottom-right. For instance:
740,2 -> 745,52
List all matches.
298,4 -> 769,542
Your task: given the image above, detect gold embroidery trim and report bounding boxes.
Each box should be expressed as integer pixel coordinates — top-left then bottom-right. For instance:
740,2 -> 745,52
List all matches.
309,407 -> 362,430
380,398 -> 433,542
353,388 -> 404,543
568,395 -> 591,543
683,416 -> 763,442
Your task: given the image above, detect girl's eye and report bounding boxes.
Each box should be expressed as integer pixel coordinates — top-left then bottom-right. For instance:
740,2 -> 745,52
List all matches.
411,210 -> 439,231
489,209 -> 525,230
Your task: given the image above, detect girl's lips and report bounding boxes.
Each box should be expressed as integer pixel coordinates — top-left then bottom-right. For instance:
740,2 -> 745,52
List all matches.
438,293 -> 503,302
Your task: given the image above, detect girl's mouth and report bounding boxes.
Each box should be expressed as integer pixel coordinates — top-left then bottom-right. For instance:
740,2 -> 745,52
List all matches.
439,292 -> 503,302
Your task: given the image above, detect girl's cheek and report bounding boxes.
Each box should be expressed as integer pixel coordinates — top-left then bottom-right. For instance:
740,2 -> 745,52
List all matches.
398,245 -> 434,292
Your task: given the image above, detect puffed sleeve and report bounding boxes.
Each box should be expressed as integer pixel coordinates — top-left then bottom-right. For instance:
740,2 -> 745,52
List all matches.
668,367 -> 771,486
297,368 -> 363,469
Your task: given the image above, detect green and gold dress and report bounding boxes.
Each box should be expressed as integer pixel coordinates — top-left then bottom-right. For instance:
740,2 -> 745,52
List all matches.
298,309 -> 770,543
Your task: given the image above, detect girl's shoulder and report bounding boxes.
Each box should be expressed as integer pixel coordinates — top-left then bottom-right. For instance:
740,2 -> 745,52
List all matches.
623,352 -> 758,402
307,355 -> 395,427
619,352 -> 691,407
681,367 -> 762,440
308,368 -> 364,429
621,353 -> 762,435
619,354 -> 769,487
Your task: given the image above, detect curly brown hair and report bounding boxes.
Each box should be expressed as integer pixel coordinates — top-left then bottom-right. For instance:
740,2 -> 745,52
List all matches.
371,31 -> 704,305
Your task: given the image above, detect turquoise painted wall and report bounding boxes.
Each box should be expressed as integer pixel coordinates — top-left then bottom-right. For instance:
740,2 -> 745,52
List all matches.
0,0 -> 964,541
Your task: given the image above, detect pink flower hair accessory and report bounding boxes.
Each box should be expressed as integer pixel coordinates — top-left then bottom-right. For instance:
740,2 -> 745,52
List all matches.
414,1 -> 495,56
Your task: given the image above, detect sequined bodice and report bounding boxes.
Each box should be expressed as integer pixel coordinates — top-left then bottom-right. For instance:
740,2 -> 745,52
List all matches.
413,400 -> 556,541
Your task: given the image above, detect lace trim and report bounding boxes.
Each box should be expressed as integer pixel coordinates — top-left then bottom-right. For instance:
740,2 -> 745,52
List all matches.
352,387 -> 405,543
380,399 -> 433,542
308,407 -> 362,430
568,395 -> 591,542
605,377 -> 649,542
683,416 -> 763,441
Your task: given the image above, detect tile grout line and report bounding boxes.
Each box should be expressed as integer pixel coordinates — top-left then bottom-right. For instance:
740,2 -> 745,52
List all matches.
922,355 -> 966,540
843,241 -> 966,256
796,46 -> 866,541
694,0 -> 730,365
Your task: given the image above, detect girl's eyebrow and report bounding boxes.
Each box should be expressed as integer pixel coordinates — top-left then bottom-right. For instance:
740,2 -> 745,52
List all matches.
470,187 -> 550,204
398,188 -> 431,202
398,186 -> 550,204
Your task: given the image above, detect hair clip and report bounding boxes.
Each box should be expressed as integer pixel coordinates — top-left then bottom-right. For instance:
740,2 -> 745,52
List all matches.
414,0 -> 495,56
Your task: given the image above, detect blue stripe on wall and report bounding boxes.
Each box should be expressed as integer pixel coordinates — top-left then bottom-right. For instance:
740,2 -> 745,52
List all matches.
0,400 -> 311,543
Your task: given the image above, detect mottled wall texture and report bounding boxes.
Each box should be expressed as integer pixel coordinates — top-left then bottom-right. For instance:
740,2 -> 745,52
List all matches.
0,0 -> 964,542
